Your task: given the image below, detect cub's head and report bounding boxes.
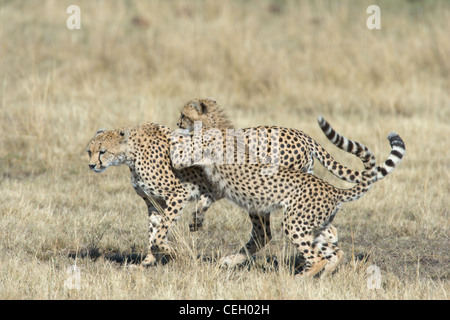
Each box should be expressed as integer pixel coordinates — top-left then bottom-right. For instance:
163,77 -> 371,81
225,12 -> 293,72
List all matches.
176,97 -> 217,131
86,128 -> 129,173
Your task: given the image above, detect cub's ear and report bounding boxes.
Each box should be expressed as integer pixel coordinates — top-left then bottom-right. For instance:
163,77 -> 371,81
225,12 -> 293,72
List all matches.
119,129 -> 130,142
206,97 -> 216,104
200,102 -> 208,113
191,100 -> 202,114
190,100 -> 208,114
95,128 -> 107,137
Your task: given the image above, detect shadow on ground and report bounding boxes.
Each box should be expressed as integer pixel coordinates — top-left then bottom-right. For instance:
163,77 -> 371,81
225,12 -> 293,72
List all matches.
67,247 -> 372,275
67,247 -> 171,265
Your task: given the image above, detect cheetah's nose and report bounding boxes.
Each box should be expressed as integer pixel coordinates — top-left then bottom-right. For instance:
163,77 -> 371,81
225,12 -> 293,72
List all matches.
89,164 -> 96,170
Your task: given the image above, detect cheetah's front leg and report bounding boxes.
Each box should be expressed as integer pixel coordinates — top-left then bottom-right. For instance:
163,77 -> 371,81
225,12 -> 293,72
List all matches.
149,190 -> 190,263
141,198 -> 167,267
132,182 -> 167,266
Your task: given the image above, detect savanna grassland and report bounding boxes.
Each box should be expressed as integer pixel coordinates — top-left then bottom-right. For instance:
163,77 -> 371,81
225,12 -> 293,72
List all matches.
0,0 -> 448,300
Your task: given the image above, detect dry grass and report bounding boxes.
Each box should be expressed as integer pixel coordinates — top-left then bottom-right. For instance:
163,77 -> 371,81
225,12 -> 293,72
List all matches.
0,0 -> 449,299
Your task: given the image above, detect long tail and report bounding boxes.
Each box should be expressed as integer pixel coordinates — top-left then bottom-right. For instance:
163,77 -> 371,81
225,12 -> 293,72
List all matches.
314,116 -> 376,183
338,131 -> 406,203
374,132 -> 405,182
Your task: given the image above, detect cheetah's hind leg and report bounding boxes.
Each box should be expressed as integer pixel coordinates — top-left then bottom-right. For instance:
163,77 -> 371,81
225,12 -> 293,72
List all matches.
312,226 -> 344,278
189,194 -> 213,232
220,211 -> 272,268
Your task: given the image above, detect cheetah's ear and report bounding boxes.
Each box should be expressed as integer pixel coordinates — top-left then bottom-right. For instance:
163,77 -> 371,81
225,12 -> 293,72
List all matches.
191,100 -> 209,114
206,97 -> 216,104
119,129 -> 130,143
95,128 -> 107,137
200,102 -> 208,114
191,100 -> 203,114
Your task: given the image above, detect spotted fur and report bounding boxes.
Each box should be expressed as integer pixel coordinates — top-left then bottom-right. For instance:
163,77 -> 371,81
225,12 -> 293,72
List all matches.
177,98 -> 370,232
86,122 -> 220,266
171,117 -> 405,277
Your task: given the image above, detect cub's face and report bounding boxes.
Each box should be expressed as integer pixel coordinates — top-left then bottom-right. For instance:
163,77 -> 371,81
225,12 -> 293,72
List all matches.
86,129 -> 129,173
176,97 -> 216,131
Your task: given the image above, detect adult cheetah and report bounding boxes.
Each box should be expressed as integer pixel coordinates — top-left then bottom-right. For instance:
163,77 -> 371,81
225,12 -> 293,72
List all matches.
170,117 -> 405,277
177,98 -> 367,231
86,122 -> 221,266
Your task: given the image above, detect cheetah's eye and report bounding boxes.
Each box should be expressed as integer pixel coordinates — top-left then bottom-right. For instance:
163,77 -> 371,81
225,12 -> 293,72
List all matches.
99,149 -> 106,155
87,150 -> 92,157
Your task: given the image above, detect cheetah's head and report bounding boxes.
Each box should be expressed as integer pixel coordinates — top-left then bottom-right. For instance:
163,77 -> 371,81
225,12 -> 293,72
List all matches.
86,128 -> 130,173
177,97 -> 217,131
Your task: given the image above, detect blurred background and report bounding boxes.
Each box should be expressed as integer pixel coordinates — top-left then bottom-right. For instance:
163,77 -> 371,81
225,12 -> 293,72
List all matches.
1,0 -> 449,175
0,0 -> 448,299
